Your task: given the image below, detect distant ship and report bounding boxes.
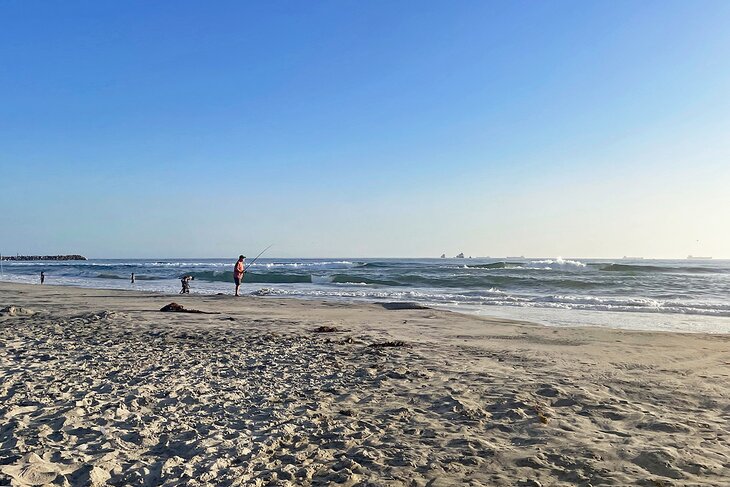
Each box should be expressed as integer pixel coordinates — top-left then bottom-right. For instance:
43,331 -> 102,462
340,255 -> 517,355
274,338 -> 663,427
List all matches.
505,256 -> 525,259
622,256 -> 644,260
440,253 -> 446,259
687,255 -> 713,260
456,253 -> 465,259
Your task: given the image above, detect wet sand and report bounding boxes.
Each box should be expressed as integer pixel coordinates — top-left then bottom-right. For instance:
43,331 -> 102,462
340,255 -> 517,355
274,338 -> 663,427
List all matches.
1,282 -> 729,486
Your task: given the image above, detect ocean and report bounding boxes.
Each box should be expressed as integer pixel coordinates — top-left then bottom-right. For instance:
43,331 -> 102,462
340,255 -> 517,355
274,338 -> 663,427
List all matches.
2,257 -> 729,333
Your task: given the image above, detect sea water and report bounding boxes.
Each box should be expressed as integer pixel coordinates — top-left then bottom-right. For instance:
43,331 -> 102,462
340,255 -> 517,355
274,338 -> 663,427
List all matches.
2,257 -> 729,333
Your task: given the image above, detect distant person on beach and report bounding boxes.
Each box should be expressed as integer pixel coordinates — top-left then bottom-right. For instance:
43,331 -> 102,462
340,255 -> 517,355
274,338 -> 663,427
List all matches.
131,273 -> 135,284
234,255 -> 245,296
40,271 -> 45,284
180,275 -> 194,294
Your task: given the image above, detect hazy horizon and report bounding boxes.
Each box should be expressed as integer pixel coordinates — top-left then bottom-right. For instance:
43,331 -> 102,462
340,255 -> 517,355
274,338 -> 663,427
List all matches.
1,254 -> 726,261
2,1 -> 729,259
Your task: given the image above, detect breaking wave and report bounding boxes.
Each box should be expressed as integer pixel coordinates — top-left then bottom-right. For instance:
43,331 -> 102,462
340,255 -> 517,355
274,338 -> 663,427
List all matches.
528,258 -> 587,269
468,258 -> 587,271
467,262 -> 524,269
247,287 -> 730,317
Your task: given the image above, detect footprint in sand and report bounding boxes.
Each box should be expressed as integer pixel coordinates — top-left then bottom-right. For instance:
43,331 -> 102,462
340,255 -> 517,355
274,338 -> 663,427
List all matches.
1,454 -> 71,486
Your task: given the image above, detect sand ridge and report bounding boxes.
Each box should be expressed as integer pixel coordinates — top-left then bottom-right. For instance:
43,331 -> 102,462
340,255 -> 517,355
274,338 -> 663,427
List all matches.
1,282 -> 729,486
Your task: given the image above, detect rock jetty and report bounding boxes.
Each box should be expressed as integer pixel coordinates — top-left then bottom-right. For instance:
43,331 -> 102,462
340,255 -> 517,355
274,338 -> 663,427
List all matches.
0,255 -> 87,261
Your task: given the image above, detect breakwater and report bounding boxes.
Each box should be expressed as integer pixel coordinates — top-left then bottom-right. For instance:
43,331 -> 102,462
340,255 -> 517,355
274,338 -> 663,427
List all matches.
0,255 -> 87,261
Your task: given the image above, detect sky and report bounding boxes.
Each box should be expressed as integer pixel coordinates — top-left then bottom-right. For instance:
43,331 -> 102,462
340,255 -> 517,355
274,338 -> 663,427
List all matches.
1,1 -> 729,259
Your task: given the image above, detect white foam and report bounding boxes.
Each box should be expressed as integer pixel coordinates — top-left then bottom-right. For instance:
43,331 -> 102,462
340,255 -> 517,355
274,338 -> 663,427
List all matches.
528,257 -> 587,269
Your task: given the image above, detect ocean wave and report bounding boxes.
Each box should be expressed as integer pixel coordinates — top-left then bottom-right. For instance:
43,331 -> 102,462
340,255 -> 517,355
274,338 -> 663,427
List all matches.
356,261 -> 417,269
96,273 -> 126,280
600,264 -> 723,273
331,274 -> 406,286
466,258 -> 587,271
190,271 -> 612,289
96,273 -> 159,281
253,261 -> 360,269
189,270 -> 407,286
538,294 -> 730,311
467,262 -> 524,269
528,258 -> 586,269
539,294 -> 665,308
247,287 -> 730,317
145,262 -> 234,267
188,270 -> 312,284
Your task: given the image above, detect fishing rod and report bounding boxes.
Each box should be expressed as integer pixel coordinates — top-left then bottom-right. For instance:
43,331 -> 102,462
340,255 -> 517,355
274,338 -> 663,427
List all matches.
244,244 -> 273,272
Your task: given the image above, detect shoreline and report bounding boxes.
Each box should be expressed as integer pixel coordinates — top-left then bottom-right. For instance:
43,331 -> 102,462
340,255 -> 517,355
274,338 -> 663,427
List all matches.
2,281 -> 730,485
3,279 -> 729,336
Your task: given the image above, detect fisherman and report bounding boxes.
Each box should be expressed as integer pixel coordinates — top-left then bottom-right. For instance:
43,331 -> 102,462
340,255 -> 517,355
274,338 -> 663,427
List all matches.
40,271 -> 45,284
180,275 -> 194,294
131,273 -> 135,284
234,255 -> 245,296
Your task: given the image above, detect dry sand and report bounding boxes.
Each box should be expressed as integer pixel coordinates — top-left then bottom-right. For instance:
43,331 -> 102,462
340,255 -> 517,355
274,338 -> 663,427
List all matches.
1,281 -> 729,486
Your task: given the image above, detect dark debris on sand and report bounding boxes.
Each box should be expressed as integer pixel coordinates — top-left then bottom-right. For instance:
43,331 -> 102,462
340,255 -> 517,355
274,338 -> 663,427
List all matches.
369,340 -> 410,348
380,302 -> 430,310
313,325 -> 340,333
159,302 -> 219,314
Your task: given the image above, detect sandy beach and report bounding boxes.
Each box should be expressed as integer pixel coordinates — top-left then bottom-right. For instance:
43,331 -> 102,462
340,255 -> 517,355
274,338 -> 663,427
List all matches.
1,281 -> 729,486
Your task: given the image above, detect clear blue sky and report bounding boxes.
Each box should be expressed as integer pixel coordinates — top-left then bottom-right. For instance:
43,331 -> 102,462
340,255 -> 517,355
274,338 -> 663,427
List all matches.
1,1 -> 729,258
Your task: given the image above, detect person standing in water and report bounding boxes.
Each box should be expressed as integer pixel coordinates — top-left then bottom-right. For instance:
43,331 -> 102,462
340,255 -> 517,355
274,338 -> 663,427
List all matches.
234,255 -> 245,296
131,273 -> 135,284
40,271 -> 45,284
180,275 -> 194,294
